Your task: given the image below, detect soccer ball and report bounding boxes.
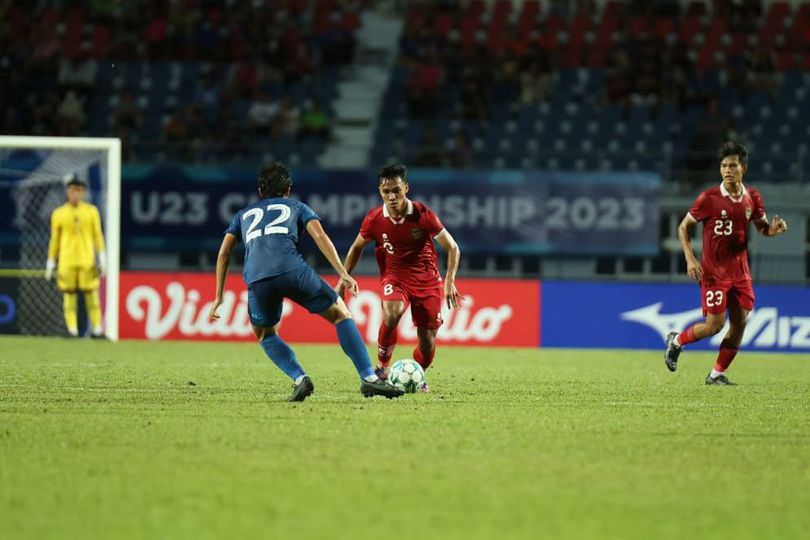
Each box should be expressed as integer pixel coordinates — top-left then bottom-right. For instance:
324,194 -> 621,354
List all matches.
389,359 -> 425,393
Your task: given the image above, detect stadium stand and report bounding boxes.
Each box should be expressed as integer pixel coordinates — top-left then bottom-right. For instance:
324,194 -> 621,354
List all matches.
373,0 -> 810,184
1,0 -> 809,182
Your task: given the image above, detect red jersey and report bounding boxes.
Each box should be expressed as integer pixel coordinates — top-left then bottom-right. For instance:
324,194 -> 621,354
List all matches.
688,183 -> 766,283
359,200 -> 445,289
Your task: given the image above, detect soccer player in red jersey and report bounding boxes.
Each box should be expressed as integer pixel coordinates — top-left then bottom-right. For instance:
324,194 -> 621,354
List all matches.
665,142 -> 788,384
338,164 -> 461,392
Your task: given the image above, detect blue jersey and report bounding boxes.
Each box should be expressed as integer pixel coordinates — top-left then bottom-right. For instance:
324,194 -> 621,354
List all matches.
225,198 -> 319,284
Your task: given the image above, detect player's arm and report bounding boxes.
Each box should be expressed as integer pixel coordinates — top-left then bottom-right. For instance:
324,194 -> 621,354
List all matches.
45,211 -> 60,280
209,233 -> 238,320
306,219 -> 360,296
677,213 -> 702,282
92,206 -> 107,275
752,215 -> 788,237
343,233 -> 371,275
336,233 -> 371,296
434,229 -> 461,309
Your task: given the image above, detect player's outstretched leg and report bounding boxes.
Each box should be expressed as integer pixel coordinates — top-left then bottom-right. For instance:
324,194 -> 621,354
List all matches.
335,319 -> 404,399
259,333 -> 311,401
664,332 -> 682,372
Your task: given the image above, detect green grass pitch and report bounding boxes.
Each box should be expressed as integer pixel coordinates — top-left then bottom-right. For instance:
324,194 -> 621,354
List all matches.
1,336 -> 808,540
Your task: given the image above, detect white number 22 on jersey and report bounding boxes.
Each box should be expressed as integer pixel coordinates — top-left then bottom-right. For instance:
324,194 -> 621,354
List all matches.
713,219 -> 732,236
243,204 -> 291,243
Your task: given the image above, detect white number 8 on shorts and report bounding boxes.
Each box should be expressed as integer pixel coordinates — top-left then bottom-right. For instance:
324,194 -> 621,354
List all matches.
383,284 -> 394,296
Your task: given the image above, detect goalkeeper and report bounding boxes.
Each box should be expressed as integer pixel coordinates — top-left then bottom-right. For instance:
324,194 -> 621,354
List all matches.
45,175 -> 106,338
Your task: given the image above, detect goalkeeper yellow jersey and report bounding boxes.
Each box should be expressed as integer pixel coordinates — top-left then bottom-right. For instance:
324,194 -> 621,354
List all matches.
48,201 -> 105,269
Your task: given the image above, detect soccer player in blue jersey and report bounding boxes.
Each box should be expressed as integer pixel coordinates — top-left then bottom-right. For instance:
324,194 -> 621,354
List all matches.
209,162 -> 404,401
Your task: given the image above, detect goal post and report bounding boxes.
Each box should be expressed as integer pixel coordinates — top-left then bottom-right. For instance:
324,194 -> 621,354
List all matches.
0,136 -> 121,341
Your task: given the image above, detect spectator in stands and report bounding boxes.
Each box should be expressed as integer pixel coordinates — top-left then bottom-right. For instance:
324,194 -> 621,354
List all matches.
31,90 -> 60,136
320,11 -> 357,65
33,21 -> 61,64
520,64 -> 552,105
230,62 -> 259,99
194,69 -> 223,126
145,6 -> 169,59
413,128 -> 444,167
57,55 -> 97,101
298,102 -> 331,142
604,48 -> 632,107
248,90 -> 279,136
57,91 -> 85,136
285,43 -> 319,87
114,90 -> 140,135
450,131 -> 474,169
749,48 -> 779,96
273,95 -> 301,139
163,108 -> 187,144
459,65 -> 490,124
406,58 -> 444,118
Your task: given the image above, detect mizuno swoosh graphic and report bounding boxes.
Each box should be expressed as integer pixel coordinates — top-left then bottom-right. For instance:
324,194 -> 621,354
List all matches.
620,303 -> 704,342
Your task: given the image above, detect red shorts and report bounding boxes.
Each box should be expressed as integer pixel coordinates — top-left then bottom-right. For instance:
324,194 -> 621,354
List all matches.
380,278 -> 443,329
700,279 -> 755,316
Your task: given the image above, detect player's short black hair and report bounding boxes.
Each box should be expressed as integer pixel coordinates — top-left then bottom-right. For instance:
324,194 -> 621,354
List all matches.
378,163 -> 408,184
257,162 -> 292,198
64,173 -> 86,188
718,141 -> 749,167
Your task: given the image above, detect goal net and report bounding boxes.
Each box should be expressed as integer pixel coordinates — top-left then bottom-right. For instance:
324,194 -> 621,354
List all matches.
0,136 -> 121,340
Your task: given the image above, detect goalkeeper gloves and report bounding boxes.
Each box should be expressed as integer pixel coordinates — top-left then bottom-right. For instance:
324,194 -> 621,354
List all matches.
45,258 -> 56,281
97,251 -> 107,276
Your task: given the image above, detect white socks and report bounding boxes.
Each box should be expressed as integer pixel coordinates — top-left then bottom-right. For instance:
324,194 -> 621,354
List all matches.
709,368 -> 724,378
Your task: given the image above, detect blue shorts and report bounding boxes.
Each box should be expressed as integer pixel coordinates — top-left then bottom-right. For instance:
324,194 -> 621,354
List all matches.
247,267 -> 338,327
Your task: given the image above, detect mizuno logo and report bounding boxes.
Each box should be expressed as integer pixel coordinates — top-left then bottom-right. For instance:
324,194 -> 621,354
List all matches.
620,303 -> 703,342
621,303 -> 810,349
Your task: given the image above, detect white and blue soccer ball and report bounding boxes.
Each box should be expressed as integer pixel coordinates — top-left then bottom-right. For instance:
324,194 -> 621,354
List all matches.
389,359 -> 425,393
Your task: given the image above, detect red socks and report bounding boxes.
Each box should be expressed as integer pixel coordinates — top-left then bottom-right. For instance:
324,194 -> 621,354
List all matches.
378,322 -> 437,371
377,323 -> 398,367
714,338 -> 739,372
413,346 -> 435,370
677,325 -> 698,347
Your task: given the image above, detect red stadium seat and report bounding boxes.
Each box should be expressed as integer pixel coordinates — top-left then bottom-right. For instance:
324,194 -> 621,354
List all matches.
775,49 -> 797,70
678,15 -> 702,48
626,16 -> 649,38
569,13 -> 591,48
686,1 -> 708,16
90,25 -> 112,60
435,13 -> 455,34
653,17 -> 675,40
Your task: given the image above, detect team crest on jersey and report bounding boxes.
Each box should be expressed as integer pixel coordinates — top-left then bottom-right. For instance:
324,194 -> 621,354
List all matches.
745,207 -> 752,220
720,209 -> 728,217
410,228 -> 423,240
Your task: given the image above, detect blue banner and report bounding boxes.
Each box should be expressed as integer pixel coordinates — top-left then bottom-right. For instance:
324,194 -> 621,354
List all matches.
541,281 -> 810,352
119,165 -> 660,255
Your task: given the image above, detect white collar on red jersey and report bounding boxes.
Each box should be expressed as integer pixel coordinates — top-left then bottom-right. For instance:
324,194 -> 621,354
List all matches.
719,182 -> 746,202
382,199 -> 413,223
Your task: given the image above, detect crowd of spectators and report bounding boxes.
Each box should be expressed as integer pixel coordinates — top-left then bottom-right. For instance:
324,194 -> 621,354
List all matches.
0,0 -> 360,161
390,0 -> 807,176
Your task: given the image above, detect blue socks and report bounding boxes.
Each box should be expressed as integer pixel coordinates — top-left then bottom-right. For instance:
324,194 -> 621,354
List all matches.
260,320 -> 374,382
336,319 -> 375,380
260,334 -> 305,381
